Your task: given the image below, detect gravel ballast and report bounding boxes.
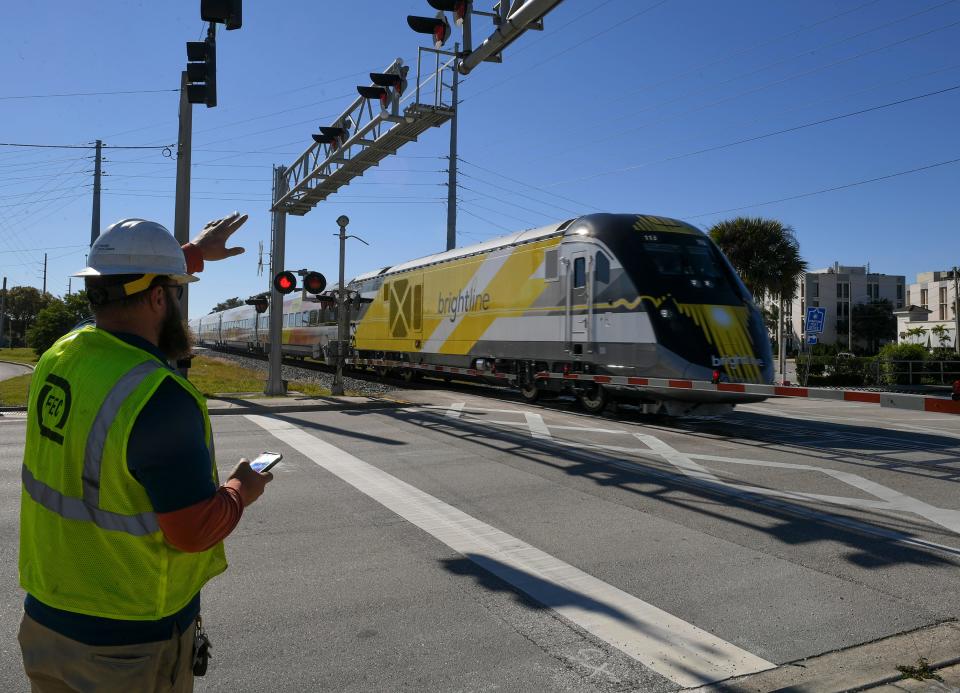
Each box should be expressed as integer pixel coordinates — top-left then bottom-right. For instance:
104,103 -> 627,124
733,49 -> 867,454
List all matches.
196,349 -> 398,398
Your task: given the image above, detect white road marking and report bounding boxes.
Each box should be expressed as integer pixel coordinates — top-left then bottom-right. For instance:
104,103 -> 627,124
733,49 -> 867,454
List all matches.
524,412 -> 552,440
445,402 -> 465,420
245,413 -> 775,687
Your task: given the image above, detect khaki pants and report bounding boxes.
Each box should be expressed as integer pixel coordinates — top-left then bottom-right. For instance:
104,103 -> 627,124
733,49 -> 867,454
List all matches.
18,612 -> 195,693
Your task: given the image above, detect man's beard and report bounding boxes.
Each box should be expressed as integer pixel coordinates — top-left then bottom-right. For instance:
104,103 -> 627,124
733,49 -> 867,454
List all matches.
158,294 -> 193,361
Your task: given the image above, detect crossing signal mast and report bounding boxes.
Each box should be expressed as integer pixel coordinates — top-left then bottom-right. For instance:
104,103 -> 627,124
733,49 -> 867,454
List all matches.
263,0 -> 566,395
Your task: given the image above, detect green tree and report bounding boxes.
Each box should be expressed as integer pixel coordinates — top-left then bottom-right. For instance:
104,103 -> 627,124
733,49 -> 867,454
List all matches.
1,286 -> 52,346
930,324 -> 951,348
708,216 -> 808,304
212,297 -> 244,312
906,326 -> 927,344
851,299 -> 897,354
25,291 -> 92,356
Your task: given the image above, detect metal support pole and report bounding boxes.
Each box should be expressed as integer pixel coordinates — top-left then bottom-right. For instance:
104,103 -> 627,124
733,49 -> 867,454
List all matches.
90,140 -> 102,246
0,276 -> 7,349
174,71 -> 193,325
446,43 -> 460,252
265,166 -> 288,396
778,297 -> 786,383
953,266 -> 959,355
848,286 -> 852,351
333,216 -> 349,396
42,253 -> 47,294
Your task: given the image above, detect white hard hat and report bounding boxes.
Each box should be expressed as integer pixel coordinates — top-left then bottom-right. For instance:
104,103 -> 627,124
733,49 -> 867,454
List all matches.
74,218 -> 197,285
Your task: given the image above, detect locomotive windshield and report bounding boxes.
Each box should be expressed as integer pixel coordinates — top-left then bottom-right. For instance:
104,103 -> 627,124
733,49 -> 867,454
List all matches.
635,233 -> 747,305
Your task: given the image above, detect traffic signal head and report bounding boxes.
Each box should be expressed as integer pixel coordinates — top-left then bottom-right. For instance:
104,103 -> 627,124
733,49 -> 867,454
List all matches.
311,126 -> 349,146
361,71 -> 407,109
303,271 -> 327,295
407,12 -> 451,48
186,39 -> 216,108
427,0 -> 468,26
273,271 -> 297,294
201,0 -> 242,30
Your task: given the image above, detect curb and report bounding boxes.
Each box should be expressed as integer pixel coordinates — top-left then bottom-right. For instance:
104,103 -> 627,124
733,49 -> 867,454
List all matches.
206,398 -> 409,416
0,359 -> 34,371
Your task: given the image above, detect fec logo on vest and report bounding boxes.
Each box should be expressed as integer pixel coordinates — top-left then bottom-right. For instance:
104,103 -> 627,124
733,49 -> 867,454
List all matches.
37,374 -> 72,445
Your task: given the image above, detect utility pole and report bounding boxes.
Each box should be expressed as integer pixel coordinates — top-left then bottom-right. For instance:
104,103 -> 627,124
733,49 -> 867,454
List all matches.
953,265 -> 959,355
173,71 -> 193,322
265,165 -> 288,396
173,71 -> 193,376
778,297 -> 786,383
333,216 -> 350,396
90,140 -> 102,246
445,43 -> 460,252
42,253 -> 47,295
0,276 -> 7,349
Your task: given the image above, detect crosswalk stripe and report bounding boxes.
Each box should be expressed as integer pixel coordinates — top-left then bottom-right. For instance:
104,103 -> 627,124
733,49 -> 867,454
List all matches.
246,413 -> 774,688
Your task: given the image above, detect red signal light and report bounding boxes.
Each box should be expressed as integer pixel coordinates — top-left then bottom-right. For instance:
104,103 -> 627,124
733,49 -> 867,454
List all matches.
711,369 -> 721,384
273,271 -> 297,295
303,271 -> 327,295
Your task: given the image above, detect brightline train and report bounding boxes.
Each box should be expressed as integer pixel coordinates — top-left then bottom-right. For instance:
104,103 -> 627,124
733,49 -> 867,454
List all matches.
190,213 -> 774,415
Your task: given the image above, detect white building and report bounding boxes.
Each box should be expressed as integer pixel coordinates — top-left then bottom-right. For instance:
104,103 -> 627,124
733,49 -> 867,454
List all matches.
895,270 -> 959,350
785,263 -> 905,349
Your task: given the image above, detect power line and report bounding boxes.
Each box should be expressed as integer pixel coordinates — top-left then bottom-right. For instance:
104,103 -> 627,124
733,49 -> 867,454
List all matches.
684,156 -> 960,219
0,142 -> 173,150
457,157 -> 600,211
548,83 -> 960,186
0,88 -> 178,101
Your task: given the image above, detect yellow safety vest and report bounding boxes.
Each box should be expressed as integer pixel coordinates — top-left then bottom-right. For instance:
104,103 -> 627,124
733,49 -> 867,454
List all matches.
19,326 -> 227,621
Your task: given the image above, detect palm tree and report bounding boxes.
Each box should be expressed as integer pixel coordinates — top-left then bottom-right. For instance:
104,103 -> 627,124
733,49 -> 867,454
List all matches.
708,216 -> 807,304
906,326 -> 927,344
931,324 -> 950,348
709,217 -> 807,382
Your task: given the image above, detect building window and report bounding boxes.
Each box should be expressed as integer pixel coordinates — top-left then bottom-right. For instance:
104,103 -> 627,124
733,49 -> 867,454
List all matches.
897,284 -> 903,300
940,287 -> 948,320
812,281 -> 819,298
920,288 -> 928,308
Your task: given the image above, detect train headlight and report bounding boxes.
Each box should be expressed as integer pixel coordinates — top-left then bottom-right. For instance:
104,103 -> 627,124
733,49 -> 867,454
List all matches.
659,308 -> 673,319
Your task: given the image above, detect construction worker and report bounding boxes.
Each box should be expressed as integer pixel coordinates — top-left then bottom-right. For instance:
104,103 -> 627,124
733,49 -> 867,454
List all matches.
18,215 -> 272,692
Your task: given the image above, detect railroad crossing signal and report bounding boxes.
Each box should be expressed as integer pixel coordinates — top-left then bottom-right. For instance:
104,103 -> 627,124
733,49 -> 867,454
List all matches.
273,271 -> 297,295
407,11 -> 452,48
302,271 -> 327,295
358,71 -> 408,110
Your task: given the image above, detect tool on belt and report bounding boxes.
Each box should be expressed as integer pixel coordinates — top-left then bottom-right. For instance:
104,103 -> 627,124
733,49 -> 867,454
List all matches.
192,615 -> 212,676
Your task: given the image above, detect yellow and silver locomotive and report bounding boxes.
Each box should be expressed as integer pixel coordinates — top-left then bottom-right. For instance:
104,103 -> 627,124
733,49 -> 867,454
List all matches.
191,213 -> 773,414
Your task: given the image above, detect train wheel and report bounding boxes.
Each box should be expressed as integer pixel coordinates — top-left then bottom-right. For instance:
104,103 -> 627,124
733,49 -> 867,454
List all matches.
376,366 -> 390,380
400,368 -> 419,384
576,384 -> 608,414
519,382 -> 540,403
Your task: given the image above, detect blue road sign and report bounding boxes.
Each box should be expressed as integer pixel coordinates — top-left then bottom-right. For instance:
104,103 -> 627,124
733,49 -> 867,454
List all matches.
805,307 -> 826,335
807,335 -> 818,345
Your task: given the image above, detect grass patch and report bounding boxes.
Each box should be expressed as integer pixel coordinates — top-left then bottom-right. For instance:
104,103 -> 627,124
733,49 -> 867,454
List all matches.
188,355 -> 330,398
0,373 -> 32,407
0,348 -> 39,365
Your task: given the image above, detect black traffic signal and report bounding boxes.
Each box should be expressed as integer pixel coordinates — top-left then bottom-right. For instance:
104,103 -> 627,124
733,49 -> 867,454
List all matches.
273,271 -> 297,295
427,0 -> 468,25
245,296 -> 269,313
358,71 -> 408,110
407,11 -> 451,48
201,0 -> 242,30
311,126 -> 349,146
186,38 -> 216,108
302,271 -> 327,295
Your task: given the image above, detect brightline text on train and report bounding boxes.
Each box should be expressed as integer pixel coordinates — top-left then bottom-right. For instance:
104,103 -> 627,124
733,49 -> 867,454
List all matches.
438,287 -> 491,322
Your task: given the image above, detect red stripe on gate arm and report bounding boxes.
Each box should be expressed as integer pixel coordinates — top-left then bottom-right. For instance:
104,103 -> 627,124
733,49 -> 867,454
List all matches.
535,372 -> 550,380
627,377 -> 649,386
925,398 -> 960,415
563,373 -> 580,380
717,383 -> 746,393
668,380 -> 693,389
593,375 -> 611,383
844,391 -> 882,403
774,386 -> 808,397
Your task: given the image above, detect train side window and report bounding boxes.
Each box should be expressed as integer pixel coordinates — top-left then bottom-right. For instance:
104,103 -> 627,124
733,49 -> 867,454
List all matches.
309,310 -> 318,325
595,252 -> 610,284
544,249 -> 558,281
573,257 -> 586,288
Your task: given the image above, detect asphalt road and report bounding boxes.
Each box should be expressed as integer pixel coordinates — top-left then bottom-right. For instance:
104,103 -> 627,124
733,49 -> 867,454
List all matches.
1,392 -> 958,692
0,362 -> 31,382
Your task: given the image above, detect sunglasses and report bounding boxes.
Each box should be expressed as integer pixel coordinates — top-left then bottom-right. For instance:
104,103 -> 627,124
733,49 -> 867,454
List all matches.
160,284 -> 185,300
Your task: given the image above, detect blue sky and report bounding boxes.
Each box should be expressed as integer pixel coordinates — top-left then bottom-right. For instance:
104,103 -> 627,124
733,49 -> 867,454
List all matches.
1,0 -> 957,316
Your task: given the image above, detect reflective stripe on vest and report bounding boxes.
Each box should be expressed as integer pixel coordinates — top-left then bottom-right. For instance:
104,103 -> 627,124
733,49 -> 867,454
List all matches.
23,358 -> 164,536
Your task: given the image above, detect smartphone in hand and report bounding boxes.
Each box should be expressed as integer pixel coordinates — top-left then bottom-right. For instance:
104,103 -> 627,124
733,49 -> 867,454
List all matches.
250,451 -> 282,473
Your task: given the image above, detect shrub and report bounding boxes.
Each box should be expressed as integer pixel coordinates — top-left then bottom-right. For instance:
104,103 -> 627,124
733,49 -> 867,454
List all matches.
877,343 -> 927,385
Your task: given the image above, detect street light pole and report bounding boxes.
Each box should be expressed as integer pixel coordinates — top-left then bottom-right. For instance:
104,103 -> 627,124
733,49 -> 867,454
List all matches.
953,265 -> 959,355
333,216 -> 349,397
